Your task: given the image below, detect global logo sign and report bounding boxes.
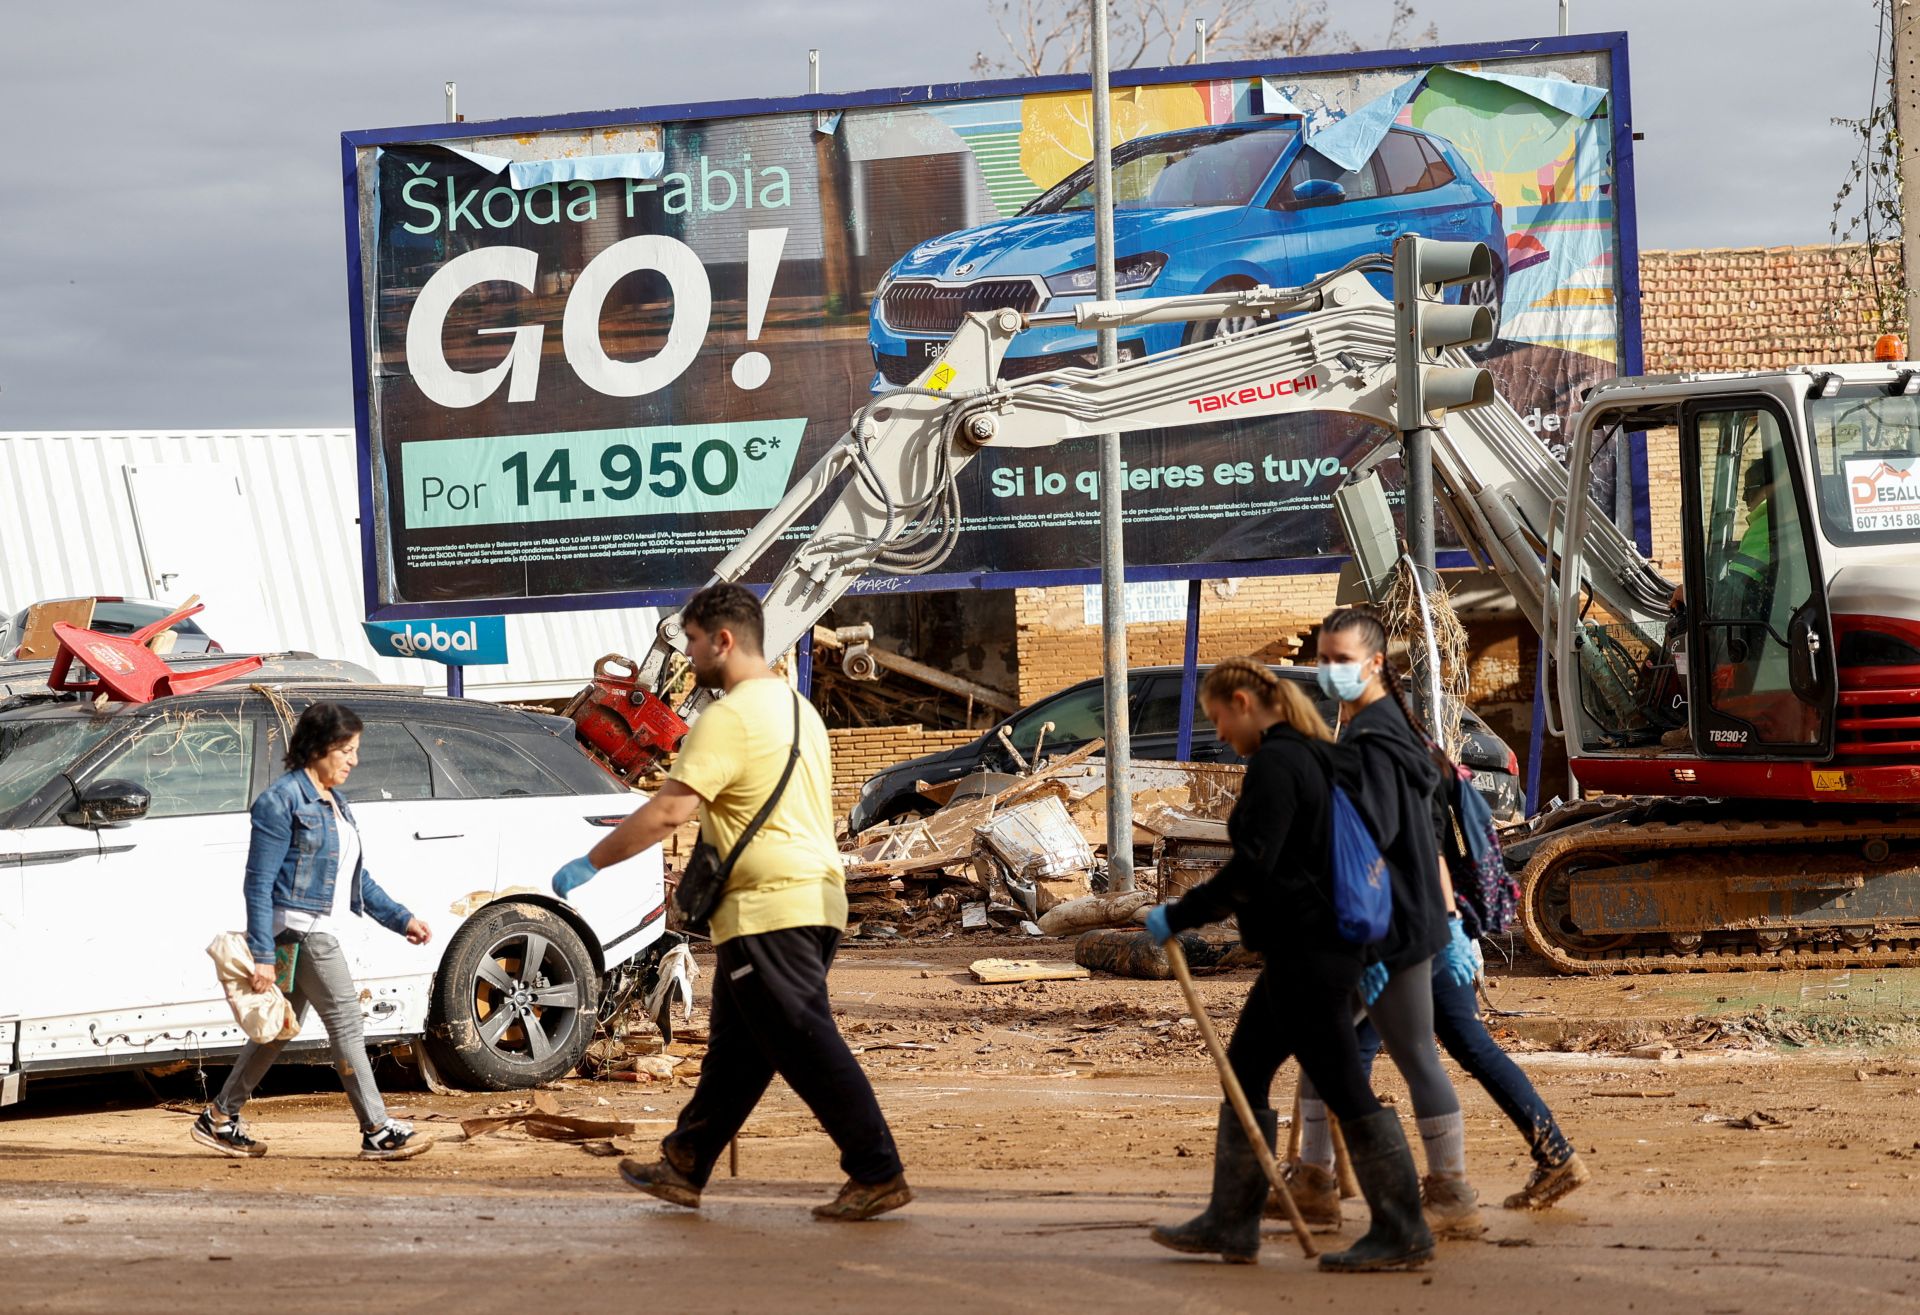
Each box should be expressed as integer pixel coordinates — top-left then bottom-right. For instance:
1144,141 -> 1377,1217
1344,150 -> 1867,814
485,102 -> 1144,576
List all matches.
361,616 -> 509,667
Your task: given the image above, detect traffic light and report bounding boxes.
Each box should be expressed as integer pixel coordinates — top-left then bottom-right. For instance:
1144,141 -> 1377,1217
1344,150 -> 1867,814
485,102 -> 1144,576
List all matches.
1392,235 -> 1497,430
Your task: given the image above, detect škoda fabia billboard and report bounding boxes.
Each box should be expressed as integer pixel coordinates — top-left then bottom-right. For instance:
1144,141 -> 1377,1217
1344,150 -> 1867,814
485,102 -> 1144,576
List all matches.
344,33 -> 1639,617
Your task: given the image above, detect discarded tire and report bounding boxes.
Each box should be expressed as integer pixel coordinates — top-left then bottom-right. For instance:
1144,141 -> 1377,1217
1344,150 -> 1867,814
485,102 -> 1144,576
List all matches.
1073,928 -> 1221,980
427,901 -> 600,1090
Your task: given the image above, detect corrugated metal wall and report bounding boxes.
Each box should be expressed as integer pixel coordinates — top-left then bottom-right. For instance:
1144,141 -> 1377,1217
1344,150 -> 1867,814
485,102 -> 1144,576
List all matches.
0,431 -> 660,700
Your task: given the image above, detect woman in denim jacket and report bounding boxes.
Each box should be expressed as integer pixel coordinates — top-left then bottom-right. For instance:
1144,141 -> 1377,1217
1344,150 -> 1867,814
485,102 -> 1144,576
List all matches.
191,702 -> 433,1161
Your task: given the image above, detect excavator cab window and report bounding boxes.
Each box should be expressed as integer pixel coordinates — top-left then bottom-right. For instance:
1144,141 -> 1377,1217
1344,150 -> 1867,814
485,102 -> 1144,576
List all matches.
1680,398 -> 1835,756
1807,385 -> 1920,544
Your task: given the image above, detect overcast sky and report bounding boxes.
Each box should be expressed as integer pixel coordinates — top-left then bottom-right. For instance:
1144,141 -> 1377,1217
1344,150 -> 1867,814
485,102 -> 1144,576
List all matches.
0,0 -> 1880,429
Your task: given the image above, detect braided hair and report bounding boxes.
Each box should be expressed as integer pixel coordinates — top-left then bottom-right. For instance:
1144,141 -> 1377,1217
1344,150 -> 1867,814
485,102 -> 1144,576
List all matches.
1319,605 -> 1430,740
1199,656 -> 1333,744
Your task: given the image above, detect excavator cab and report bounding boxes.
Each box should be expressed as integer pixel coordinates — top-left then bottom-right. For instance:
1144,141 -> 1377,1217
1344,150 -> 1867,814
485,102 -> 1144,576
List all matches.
1551,370 -> 1920,795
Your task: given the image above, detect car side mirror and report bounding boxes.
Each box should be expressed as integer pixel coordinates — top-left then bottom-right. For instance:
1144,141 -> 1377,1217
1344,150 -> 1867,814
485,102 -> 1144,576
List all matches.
1291,178 -> 1346,207
61,778 -> 151,830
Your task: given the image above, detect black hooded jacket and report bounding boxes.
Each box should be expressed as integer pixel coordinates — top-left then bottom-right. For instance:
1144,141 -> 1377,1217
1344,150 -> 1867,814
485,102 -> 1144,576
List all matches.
1341,695 -> 1450,971
1162,722 -> 1356,959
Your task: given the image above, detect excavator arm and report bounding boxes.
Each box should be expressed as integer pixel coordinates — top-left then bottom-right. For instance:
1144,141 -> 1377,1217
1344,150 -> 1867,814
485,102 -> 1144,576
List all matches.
634,260 -> 1669,734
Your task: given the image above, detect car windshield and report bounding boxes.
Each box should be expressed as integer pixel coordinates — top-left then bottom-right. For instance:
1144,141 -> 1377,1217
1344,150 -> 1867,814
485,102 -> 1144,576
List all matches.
0,718 -> 119,818
1024,127 -> 1294,215
1807,387 -> 1920,544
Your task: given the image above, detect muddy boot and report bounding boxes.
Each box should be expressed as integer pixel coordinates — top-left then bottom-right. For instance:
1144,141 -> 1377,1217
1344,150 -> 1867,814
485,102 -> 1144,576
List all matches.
1267,1160 -> 1342,1233
1503,1152 -> 1590,1210
1317,1111 -> 1434,1273
1150,1103 -> 1277,1264
619,1143 -> 702,1209
812,1174 -> 913,1221
1421,1172 -> 1485,1238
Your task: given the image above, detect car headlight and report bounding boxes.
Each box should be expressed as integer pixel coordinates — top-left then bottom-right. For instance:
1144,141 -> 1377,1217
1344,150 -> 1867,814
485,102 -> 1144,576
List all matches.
1045,251 -> 1168,296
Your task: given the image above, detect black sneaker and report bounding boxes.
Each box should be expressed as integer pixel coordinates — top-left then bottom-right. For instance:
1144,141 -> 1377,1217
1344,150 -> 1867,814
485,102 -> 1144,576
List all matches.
360,1118 -> 432,1161
191,1108 -> 267,1158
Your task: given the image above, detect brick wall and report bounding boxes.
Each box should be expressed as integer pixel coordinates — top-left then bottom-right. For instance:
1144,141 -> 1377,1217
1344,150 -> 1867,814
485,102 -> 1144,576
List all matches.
1639,243 -> 1902,374
828,724 -> 979,818
1013,575 -> 1342,702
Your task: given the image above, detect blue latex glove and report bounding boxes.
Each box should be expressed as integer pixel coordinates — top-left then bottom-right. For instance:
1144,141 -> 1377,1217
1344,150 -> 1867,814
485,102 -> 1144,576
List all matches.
1144,905 -> 1173,945
551,856 -> 599,900
1360,960 -> 1390,1007
1438,915 -> 1483,987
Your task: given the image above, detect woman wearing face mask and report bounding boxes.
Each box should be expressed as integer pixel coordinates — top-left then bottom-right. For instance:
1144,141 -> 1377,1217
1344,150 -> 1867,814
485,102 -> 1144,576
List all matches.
1287,607 -> 1589,1219
1283,606 -> 1483,1238
1141,658 -> 1433,1272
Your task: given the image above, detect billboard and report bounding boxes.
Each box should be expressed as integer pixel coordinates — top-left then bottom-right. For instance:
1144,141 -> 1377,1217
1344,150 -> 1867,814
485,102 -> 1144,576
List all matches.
344,32 -> 1642,620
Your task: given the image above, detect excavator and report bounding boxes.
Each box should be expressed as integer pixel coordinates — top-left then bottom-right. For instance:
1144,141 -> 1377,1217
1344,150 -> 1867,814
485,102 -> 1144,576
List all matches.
576,249 -> 1920,975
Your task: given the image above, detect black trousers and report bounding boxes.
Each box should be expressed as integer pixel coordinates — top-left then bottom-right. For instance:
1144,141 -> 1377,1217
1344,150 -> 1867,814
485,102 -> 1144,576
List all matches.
1225,950 -> 1382,1123
663,925 -> 903,1188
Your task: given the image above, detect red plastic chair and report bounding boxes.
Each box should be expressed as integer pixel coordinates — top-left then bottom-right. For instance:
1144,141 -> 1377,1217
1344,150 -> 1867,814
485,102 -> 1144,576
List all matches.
46,603 -> 262,703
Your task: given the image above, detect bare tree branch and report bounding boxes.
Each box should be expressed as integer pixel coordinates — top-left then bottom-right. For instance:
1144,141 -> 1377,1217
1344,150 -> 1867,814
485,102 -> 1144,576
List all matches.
975,0 -> 1428,74
974,1 -> 1430,75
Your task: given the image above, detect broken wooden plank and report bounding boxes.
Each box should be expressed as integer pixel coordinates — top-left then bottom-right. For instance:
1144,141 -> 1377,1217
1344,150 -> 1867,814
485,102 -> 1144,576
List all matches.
812,625 -> 1017,713
969,958 -> 1092,984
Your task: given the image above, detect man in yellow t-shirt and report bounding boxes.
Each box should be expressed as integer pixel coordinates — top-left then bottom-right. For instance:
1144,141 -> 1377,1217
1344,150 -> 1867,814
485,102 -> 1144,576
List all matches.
547,583 -> 908,1223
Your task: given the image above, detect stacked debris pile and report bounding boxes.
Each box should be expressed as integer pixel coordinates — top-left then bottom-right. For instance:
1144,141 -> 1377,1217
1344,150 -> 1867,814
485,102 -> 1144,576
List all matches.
839,741 -> 1109,938
837,745 -> 1251,974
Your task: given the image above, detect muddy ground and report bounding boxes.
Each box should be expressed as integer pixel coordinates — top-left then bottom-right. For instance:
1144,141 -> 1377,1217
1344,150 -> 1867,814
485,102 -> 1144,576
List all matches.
3,940 -> 1919,1314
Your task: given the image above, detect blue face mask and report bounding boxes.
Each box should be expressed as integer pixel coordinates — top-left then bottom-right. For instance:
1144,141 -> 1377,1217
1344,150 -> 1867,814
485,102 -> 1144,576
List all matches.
1316,660 -> 1373,704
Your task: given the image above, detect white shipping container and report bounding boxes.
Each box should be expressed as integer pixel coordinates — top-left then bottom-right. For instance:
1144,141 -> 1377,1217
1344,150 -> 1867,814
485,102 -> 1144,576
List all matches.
0,430 -> 662,701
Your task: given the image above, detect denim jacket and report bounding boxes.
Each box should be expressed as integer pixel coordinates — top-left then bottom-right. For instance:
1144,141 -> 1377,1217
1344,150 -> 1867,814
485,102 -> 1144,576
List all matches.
242,768 -> 414,964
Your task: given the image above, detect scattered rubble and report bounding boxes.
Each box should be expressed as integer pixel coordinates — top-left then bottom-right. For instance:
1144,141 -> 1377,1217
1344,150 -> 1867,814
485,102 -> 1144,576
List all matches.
459,1091 -> 638,1141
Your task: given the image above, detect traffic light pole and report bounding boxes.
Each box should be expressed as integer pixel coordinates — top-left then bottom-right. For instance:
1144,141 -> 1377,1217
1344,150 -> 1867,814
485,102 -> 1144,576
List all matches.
1392,233 -> 1495,575
1089,0 -> 1134,894
1405,425 -> 1435,572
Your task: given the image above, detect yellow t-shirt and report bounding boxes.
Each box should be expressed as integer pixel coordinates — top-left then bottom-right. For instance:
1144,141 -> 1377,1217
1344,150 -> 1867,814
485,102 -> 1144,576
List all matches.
667,676 -> 847,944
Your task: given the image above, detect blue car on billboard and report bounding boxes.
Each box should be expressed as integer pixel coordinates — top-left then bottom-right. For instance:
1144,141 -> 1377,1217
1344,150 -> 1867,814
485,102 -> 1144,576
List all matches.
869,120 -> 1505,389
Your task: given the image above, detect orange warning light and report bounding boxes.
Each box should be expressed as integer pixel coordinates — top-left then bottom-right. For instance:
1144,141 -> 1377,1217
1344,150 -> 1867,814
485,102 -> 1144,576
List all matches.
1874,333 -> 1905,362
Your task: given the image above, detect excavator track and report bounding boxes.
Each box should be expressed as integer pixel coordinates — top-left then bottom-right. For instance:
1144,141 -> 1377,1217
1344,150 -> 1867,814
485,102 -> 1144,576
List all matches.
1516,812 -> 1920,974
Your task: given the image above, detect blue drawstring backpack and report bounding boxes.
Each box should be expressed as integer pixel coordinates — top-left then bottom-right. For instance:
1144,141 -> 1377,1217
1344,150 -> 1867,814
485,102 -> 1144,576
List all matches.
1329,783 -> 1393,945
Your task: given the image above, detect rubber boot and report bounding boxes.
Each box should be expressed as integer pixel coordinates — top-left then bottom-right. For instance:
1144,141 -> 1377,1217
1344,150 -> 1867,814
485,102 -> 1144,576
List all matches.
1150,1103 -> 1277,1264
1266,1161 -> 1342,1232
1317,1110 -> 1434,1273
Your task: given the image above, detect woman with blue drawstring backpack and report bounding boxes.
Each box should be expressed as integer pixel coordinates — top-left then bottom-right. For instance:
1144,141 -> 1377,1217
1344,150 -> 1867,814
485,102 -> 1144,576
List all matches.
1283,608 -> 1588,1230
1278,606 -> 1485,1239
1141,657 -> 1434,1273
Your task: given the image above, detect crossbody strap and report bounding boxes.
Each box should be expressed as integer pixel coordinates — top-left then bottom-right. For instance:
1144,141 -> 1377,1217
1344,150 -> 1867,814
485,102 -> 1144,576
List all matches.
713,692 -> 804,883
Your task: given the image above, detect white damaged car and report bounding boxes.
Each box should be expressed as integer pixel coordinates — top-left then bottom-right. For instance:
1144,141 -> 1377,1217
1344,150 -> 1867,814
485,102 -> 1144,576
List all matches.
0,668 -> 678,1104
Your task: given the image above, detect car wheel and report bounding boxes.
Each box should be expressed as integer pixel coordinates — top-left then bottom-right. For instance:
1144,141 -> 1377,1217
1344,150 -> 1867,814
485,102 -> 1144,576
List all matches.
427,901 -> 600,1090
1184,277 -> 1261,345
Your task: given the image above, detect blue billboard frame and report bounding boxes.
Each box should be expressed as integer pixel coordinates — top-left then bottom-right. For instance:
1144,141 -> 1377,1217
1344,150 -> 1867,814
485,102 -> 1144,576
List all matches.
343,29 -> 1643,622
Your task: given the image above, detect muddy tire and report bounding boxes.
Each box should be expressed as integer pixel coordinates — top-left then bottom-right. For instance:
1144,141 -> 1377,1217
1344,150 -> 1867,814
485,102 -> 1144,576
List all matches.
426,901 -> 600,1090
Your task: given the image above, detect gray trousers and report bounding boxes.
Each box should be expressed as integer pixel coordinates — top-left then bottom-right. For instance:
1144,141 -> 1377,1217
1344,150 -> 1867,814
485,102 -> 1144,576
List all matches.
215,931 -> 388,1134
1298,956 -> 1462,1118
